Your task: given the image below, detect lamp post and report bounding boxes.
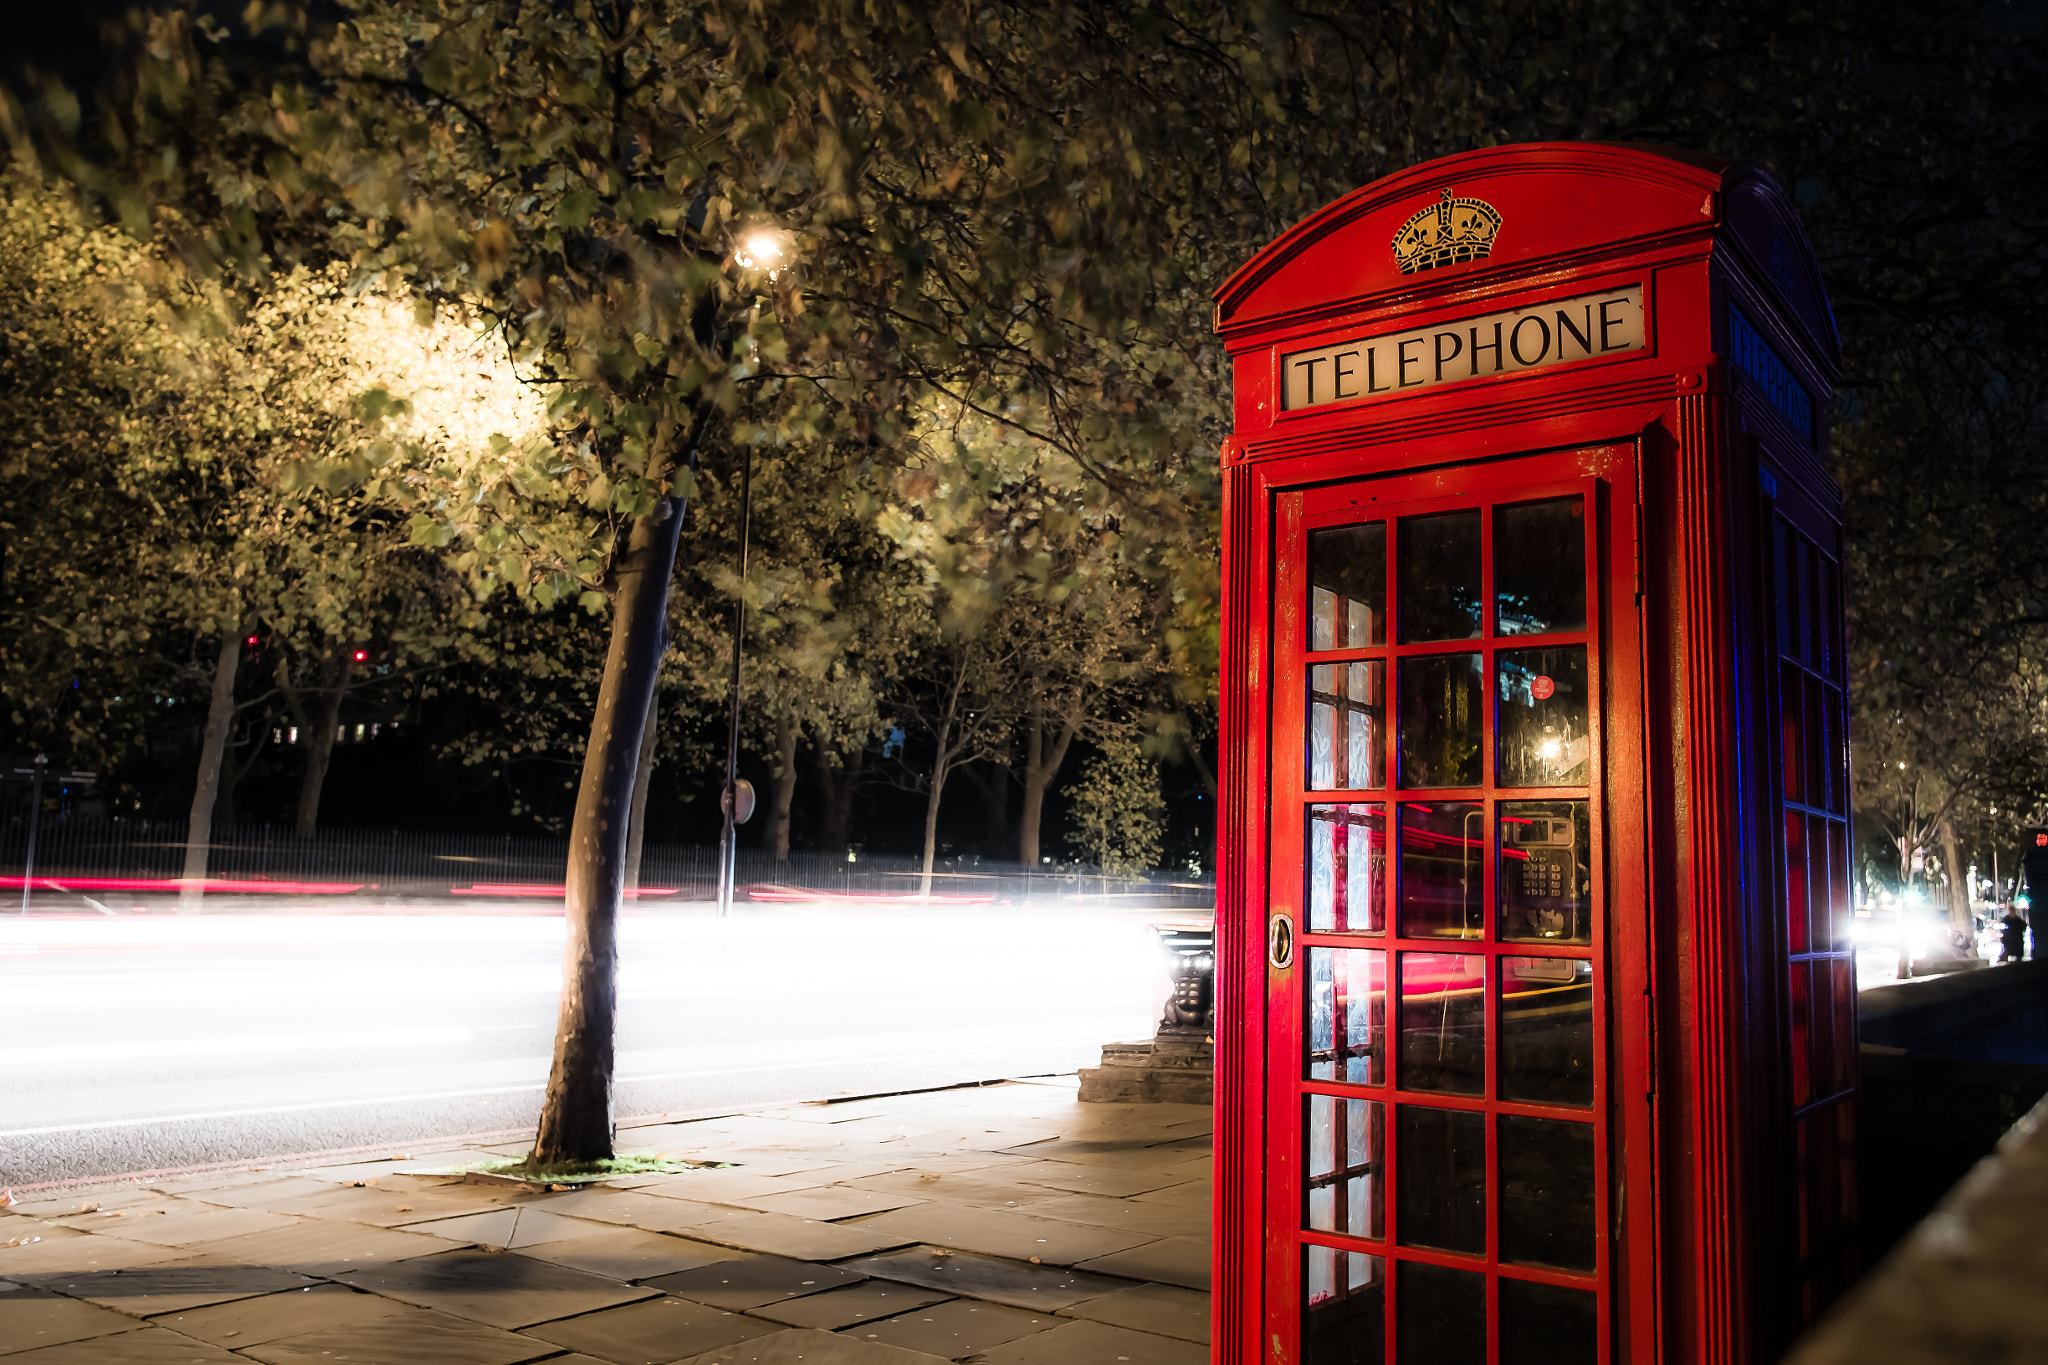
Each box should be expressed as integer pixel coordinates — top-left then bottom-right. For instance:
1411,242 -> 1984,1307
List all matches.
16,755 -> 46,915
714,227 -> 794,917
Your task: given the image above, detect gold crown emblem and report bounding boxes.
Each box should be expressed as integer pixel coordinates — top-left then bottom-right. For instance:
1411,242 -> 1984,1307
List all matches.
1391,187 -> 1503,274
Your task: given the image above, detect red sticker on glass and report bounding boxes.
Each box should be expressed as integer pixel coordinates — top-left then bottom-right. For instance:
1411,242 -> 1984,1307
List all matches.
1530,675 -> 1556,700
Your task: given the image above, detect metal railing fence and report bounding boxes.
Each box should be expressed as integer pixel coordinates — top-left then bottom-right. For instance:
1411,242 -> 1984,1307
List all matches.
0,815 -> 1213,909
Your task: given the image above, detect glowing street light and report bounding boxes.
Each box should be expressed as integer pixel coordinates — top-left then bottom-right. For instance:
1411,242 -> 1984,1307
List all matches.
734,226 -> 795,278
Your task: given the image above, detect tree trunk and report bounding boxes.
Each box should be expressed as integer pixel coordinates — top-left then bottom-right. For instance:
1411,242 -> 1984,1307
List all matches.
920,748 -> 949,898
1018,699 -> 1079,867
815,739 -> 861,853
762,710 -> 799,860
295,655 -> 353,838
624,687 -> 660,892
529,497 -> 686,1167
957,751 -> 1013,860
1939,817 -> 1972,929
920,674 -> 968,897
213,717 -> 274,831
180,628 -> 241,912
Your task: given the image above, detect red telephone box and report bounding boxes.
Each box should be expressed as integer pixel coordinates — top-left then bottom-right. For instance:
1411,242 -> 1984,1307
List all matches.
1211,144 -> 1853,1364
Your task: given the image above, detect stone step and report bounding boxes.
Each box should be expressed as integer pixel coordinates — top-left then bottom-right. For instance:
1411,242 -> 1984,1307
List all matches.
1078,1035 -> 1216,1104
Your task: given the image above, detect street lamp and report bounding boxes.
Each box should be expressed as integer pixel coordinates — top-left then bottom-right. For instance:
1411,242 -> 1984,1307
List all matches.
714,225 -> 795,916
734,227 -> 794,278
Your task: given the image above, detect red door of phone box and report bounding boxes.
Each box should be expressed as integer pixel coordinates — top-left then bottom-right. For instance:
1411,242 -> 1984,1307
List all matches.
1210,143 -> 1854,1365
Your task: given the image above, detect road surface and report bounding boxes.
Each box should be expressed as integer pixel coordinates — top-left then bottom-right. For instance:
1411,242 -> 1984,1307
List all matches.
0,905 -> 1168,1187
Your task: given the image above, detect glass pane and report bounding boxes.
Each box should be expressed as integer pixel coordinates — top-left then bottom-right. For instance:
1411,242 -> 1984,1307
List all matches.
1808,816 -> 1832,954
1500,957 -> 1594,1107
1395,1259 -> 1485,1365
1819,553 -> 1839,681
1398,953 -> 1486,1095
1307,1095 -> 1385,1240
1808,676 -> 1831,812
1305,1246 -> 1385,1365
1823,685 -> 1844,812
1397,654 -> 1483,787
1309,805 -> 1387,934
1806,1109 -> 1842,1262
1774,519 -> 1796,658
1398,803 -> 1484,940
1395,1105 -> 1485,1253
1780,663 -> 1805,804
1500,1115 -> 1597,1272
1810,958 -> 1835,1100
1311,523 -> 1387,651
1496,497 -> 1586,636
1827,821 -> 1850,950
1398,511 -> 1482,643
1499,1278 -> 1598,1365
1796,535 -> 1816,667
1832,957 -> 1856,1096
1309,947 -> 1386,1084
1790,961 -> 1812,1108
1497,647 -> 1589,787
1786,811 -> 1809,956
1311,662 -> 1387,790
1499,800 -> 1591,944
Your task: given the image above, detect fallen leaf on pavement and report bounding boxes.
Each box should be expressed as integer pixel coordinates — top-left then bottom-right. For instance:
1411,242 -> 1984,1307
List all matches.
77,1202 -> 100,1213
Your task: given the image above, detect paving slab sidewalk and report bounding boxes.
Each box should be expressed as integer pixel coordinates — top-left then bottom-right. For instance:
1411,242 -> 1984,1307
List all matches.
0,1079 -> 1210,1365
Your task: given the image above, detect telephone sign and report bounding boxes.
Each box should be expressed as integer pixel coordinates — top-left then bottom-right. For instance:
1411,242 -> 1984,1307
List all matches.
1212,145 -> 1850,1365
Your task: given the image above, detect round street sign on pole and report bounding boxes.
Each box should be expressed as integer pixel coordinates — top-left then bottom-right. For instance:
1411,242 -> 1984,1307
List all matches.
723,779 -> 757,826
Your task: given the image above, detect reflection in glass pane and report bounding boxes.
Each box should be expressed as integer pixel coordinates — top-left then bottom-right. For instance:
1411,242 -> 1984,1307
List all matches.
1304,1245 -> 1385,1365
1780,663 -> 1805,804
1311,523 -> 1387,651
1499,801 -> 1591,944
1307,1095 -> 1384,1240
1309,947 -> 1386,1084
1499,1115 -> 1597,1271
1399,803 -> 1485,940
1498,647 -> 1589,786
1809,676 -> 1832,812
1396,1106 -> 1485,1253
1496,498 -> 1586,636
1499,1278 -> 1597,1365
1398,511 -> 1482,643
1398,654 -> 1483,788
1500,957 -> 1594,1107
1310,662 -> 1386,790
1398,954 -> 1486,1094
1309,806 -> 1387,934
1786,811 -> 1809,956
1395,1258 -> 1485,1365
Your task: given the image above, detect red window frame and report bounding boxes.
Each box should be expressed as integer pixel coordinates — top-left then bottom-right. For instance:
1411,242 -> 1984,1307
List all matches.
1264,448 -> 1638,1364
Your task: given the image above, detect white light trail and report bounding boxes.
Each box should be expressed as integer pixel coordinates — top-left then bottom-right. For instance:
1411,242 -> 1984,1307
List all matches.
0,1022 -> 1131,1139
9,1027 -> 475,1068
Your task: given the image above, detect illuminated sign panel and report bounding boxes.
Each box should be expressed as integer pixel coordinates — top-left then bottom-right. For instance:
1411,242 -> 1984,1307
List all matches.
1281,284 -> 1644,412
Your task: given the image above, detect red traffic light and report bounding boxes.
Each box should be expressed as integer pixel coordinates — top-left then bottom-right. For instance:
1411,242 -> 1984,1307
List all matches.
351,649 -> 369,663
245,636 -> 259,647
2035,833 -> 2046,848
